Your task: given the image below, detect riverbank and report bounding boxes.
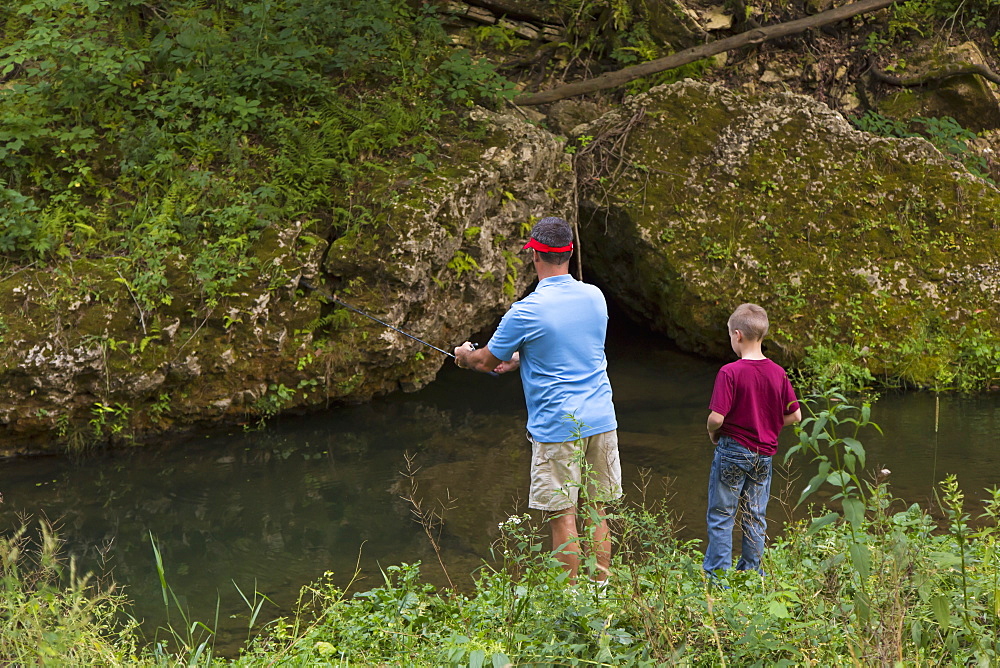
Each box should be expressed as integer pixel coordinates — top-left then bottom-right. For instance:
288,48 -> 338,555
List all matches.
5,322 -> 1000,658
6,468 -> 998,665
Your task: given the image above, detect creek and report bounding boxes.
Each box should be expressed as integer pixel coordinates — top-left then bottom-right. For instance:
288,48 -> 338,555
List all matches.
2,305 -> 999,653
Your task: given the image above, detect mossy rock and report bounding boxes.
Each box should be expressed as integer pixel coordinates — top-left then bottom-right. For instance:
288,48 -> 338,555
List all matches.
320,106 -> 575,393
0,223 -> 328,452
0,108 -> 575,451
576,80 -> 1000,390
876,41 -> 1000,133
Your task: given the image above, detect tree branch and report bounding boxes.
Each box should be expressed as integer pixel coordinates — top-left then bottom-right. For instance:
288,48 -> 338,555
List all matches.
514,0 -> 900,106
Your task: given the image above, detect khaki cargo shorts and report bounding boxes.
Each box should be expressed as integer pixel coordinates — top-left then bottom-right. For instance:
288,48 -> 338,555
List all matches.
528,430 -> 622,512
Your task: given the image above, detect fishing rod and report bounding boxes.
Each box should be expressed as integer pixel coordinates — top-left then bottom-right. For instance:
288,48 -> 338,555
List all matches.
299,279 -> 457,358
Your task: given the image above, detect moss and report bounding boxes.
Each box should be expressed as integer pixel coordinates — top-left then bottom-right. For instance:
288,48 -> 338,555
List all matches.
581,81 -> 1000,389
877,90 -> 927,121
874,41 -> 1000,133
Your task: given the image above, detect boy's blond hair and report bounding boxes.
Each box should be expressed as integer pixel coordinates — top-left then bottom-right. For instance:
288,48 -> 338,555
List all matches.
728,303 -> 769,341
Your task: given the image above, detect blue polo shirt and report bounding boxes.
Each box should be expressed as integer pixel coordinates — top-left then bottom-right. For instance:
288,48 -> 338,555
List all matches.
487,274 -> 617,443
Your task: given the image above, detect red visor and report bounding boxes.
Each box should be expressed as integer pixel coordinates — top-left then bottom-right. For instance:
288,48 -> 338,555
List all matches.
523,238 -> 573,253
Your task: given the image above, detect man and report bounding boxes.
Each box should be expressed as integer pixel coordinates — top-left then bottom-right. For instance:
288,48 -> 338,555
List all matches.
454,216 -> 620,583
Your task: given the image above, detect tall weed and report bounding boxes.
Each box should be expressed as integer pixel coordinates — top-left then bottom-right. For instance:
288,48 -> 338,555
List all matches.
0,519 -> 138,664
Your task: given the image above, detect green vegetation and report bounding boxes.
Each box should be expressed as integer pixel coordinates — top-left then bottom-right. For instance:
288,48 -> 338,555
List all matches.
747,0 -> 1000,47
854,112 -> 994,183
0,521 -> 138,663
8,395 -> 1000,665
234,478 -> 1000,665
555,0 -> 657,68
0,0 -> 514,300
887,0 -> 1000,42
797,319 -> 1000,394
11,480 -> 1000,664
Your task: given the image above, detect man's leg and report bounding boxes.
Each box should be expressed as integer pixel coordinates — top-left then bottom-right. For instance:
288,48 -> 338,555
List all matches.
549,506 -> 580,581
581,431 -> 621,581
529,433 -> 583,580
583,503 -> 611,581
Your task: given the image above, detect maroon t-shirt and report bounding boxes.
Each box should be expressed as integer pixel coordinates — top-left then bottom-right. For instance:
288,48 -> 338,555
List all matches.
708,358 -> 799,456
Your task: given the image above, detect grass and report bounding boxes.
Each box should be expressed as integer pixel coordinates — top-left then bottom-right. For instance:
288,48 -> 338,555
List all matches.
5,471 -> 1000,666
0,520 -> 139,664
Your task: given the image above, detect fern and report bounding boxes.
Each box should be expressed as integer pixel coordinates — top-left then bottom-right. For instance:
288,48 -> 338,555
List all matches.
0,0 -> 508,266
321,98 -> 369,132
307,308 -> 354,333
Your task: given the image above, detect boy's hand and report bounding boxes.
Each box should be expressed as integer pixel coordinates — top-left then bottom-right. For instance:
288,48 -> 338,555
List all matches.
706,411 -> 725,445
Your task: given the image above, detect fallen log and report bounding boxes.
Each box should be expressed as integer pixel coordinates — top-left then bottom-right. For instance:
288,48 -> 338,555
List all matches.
514,0 -> 900,106
442,1 -> 562,41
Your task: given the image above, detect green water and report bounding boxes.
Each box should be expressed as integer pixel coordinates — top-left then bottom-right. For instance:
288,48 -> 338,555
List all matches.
1,316 -> 997,652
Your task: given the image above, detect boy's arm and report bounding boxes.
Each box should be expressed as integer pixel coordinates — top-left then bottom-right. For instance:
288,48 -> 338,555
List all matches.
707,411 -> 725,444
783,407 -> 802,427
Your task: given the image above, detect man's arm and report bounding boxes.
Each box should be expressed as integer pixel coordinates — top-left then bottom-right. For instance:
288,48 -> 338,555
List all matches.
454,342 -> 505,373
493,352 -> 520,374
707,410 -> 725,444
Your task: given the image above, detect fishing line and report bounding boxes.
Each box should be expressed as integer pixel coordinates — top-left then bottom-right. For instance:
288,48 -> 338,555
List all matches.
932,393 -> 939,487
299,279 -> 456,358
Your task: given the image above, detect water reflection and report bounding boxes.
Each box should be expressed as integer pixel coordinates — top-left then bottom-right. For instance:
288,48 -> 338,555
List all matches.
1,317 -> 999,652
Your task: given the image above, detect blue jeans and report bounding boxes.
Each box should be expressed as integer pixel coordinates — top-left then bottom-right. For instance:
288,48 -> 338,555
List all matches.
703,436 -> 773,574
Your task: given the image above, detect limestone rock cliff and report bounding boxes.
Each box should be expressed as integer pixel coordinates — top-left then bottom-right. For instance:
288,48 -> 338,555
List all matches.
576,80 -> 1000,388
0,109 -> 573,451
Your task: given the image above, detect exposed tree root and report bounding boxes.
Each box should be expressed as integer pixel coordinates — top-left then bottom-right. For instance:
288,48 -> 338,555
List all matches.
871,63 -> 1000,87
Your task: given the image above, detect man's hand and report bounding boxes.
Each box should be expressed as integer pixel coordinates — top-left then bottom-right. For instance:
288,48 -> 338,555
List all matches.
454,341 -> 502,373
493,352 -> 520,374
454,342 -> 475,369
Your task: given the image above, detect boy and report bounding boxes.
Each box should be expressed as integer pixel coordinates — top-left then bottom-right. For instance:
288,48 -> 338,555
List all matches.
704,303 -> 801,575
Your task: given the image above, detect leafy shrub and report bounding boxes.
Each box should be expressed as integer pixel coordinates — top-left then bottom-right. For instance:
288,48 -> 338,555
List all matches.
0,0 -> 516,314
888,0 -> 1000,39
6,467 -> 1000,664
798,341 -> 876,395
230,475 -> 1000,665
854,112 -> 993,182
